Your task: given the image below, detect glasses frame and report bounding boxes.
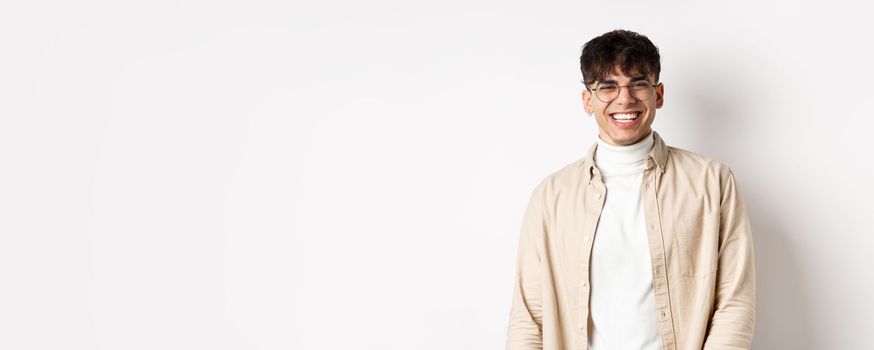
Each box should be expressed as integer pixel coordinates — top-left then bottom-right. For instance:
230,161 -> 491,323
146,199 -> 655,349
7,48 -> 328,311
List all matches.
586,80 -> 661,103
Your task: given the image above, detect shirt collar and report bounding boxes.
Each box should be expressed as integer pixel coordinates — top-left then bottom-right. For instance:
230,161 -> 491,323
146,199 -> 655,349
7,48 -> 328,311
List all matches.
582,130 -> 668,184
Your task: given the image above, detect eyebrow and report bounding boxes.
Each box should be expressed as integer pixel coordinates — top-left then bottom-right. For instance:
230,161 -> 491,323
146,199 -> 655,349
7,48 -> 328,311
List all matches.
598,74 -> 648,84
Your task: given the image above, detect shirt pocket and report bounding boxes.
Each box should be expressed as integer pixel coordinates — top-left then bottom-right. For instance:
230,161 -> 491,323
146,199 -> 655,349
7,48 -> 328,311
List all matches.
674,213 -> 719,277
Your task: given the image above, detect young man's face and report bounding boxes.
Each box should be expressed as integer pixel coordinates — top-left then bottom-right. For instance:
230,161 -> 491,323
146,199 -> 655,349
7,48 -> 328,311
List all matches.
581,68 -> 664,146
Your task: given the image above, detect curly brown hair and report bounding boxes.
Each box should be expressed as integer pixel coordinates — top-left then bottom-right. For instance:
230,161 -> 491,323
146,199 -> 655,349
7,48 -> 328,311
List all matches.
580,29 -> 661,90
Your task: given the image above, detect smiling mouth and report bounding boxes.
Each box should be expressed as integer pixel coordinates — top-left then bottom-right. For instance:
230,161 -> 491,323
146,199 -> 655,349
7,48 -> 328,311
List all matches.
610,112 -> 640,121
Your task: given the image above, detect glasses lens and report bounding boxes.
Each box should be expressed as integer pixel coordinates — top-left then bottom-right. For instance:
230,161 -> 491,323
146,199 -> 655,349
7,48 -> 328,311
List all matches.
629,81 -> 654,100
595,85 -> 618,102
595,82 -> 654,102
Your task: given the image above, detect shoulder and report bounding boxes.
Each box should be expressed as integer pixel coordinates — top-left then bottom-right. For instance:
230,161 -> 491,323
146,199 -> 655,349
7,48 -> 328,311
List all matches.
666,146 -> 733,178
666,146 -> 743,196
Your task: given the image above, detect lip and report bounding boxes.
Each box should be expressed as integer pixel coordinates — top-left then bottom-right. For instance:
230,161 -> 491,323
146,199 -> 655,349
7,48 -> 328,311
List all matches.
609,111 -> 642,116
608,111 -> 642,128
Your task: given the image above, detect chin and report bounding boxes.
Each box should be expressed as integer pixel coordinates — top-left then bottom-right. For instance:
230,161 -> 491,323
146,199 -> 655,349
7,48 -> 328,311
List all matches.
610,131 -> 647,145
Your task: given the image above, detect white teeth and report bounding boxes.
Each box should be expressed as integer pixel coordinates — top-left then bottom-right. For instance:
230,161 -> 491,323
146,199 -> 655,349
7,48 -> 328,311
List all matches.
611,112 -> 639,120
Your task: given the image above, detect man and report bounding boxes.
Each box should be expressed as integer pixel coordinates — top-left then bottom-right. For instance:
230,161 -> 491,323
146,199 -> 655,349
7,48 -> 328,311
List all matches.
505,29 -> 756,350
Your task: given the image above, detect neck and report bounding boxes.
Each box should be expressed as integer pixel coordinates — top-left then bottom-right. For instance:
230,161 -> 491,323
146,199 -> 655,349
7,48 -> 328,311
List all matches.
594,131 -> 654,172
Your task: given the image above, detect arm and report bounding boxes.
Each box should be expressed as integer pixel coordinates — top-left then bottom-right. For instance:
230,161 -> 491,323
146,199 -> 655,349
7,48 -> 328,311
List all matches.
506,182 -> 547,350
703,169 -> 756,349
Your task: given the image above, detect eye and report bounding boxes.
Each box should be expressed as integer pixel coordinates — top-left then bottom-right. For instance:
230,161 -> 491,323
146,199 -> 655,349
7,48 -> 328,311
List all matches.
597,85 -> 618,92
630,81 -> 651,89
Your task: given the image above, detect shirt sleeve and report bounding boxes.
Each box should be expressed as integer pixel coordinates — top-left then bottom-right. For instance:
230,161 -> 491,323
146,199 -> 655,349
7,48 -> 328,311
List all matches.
506,181 -> 547,350
703,169 -> 757,349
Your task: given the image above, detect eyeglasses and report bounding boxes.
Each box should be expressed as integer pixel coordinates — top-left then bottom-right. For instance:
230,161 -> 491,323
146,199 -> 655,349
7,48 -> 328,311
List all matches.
589,80 -> 659,103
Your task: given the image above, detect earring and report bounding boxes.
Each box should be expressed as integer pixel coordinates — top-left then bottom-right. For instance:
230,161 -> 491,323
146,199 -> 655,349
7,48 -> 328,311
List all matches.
587,111 -> 593,116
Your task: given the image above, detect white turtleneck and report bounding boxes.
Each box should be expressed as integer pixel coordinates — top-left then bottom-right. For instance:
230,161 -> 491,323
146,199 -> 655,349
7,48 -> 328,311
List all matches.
587,131 -> 662,350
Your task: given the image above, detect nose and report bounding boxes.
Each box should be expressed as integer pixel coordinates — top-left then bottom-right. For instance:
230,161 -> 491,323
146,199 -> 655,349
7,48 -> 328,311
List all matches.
614,85 -> 638,104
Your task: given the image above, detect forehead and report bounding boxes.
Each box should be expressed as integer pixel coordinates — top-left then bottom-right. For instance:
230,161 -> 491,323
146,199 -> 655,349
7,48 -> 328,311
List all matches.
599,70 -> 653,83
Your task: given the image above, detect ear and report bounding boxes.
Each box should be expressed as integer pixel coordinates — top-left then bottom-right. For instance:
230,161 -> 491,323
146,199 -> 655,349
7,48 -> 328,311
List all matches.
582,89 -> 593,114
655,82 -> 665,108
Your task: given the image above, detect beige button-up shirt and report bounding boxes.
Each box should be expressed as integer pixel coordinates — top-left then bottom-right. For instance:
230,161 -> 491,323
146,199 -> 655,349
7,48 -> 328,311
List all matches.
506,131 -> 756,350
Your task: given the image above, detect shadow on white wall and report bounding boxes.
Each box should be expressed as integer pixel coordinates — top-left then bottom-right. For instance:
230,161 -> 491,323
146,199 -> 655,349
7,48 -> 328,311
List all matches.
685,56 -> 816,349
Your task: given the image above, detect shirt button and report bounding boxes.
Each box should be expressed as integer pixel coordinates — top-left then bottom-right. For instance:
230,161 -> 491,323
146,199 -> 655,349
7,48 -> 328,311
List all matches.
583,235 -> 590,242
581,281 -> 588,287
594,193 -> 601,199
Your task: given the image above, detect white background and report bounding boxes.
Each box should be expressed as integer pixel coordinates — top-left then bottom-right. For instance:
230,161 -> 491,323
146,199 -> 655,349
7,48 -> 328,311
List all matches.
1,0 -> 872,349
